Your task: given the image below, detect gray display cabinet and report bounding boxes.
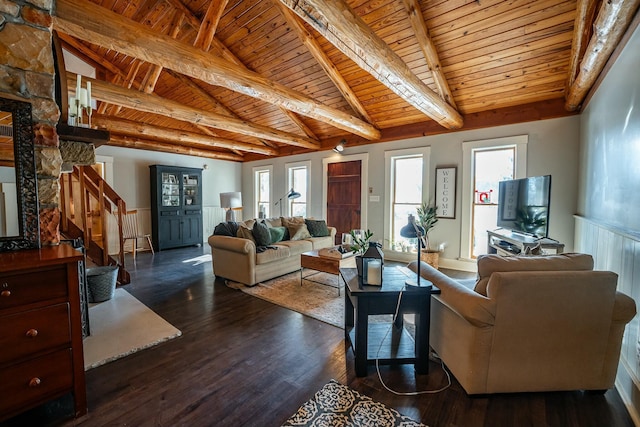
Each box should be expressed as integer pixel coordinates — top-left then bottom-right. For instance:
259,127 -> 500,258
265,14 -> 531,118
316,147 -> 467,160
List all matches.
150,165 -> 202,251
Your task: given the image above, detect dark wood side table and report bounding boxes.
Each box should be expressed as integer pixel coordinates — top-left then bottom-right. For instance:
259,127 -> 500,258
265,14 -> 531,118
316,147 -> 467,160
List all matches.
340,266 -> 438,377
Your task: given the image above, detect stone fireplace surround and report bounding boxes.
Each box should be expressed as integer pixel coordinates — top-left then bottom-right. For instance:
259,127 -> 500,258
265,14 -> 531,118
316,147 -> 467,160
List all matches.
0,0 -> 98,246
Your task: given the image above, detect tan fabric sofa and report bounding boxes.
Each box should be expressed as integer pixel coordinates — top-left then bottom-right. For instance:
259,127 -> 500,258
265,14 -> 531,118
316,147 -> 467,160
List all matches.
208,217 -> 336,286
408,253 -> 636,395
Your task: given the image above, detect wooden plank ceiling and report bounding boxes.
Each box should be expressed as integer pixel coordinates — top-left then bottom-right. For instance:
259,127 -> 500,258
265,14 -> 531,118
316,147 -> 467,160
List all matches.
51,0 -> 640,162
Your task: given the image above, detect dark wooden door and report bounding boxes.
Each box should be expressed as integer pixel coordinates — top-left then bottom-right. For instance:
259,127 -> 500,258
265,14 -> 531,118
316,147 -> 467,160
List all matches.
327,160 -> 362,245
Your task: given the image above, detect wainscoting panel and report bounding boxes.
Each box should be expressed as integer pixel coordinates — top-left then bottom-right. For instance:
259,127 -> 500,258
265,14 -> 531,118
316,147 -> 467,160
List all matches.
574,216 -> 640,424
203,206 -> 226,239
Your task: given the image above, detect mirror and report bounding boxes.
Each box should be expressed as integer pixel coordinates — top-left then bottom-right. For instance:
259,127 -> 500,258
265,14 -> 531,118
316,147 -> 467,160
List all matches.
0,97 -> 39,251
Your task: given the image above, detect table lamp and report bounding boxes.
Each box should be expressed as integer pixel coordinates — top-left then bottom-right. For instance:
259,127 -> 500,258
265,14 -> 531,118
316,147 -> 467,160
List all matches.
220,191 -> 242,221
399,214 -> 425,287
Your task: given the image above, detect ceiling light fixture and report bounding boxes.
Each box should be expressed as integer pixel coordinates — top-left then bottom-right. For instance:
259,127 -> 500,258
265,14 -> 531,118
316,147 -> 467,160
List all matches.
333,139 -> 346,154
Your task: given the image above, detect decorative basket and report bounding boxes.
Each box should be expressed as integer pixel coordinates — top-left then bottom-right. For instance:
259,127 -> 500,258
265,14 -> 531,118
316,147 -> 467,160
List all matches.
86,266 -> 118,303
420,250 -> 440,270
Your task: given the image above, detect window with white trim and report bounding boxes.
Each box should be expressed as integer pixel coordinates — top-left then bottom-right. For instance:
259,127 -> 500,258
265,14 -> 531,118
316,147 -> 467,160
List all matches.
460,136 -> 527,260
286,161 -> 310,217
253,165 -> 272,218
384,147 -> 430,252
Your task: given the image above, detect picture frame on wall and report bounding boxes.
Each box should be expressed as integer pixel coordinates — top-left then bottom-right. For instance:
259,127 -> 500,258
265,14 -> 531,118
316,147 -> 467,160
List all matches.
435,167 -> 456,219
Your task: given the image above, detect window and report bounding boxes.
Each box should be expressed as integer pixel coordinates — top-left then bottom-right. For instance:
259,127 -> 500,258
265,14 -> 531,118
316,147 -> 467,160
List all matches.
384,147 -> 430,252
461,136 -> 527,260
286,161 -> 310,217
471,148 -> 515,257
253,165 -> 272,218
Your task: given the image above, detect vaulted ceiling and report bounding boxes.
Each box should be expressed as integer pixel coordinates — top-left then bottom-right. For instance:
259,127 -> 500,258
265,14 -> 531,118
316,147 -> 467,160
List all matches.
51,0 -> 639,162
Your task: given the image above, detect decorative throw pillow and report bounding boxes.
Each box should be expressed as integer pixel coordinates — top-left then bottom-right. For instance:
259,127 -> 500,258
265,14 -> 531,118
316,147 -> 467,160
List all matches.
252,220 -> 272,247
213,221 -> 239,237
305,219 -> 330,237
265,217 -> 282,228
289,223 -> 312,241
281,216 -> 305,240
236,225 -> 255,243
269,226 -> 286,244
242,219 -> 256,230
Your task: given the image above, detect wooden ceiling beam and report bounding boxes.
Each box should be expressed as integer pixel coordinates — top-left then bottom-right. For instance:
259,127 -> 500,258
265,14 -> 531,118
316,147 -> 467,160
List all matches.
163,0 -> 321,140
566,0 -> 599,92
141,11 -> 184,93
109,59 -> 143,115
68,73 -> 320,149
162,0 -> 201,29
193,0 -> 228,50
193,4 -> 320,140
565,0 -> 640,110
53,0 -> 380,140
273,0 -> 375,124
278,0 -> 463,130
108,134 -> 244,161
92,115 -> 277,156
399,0 -> 457,109
166,71 -> 277,149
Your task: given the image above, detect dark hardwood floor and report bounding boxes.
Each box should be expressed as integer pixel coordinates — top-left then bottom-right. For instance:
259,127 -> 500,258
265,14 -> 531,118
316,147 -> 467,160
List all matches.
2,245 -> 634,427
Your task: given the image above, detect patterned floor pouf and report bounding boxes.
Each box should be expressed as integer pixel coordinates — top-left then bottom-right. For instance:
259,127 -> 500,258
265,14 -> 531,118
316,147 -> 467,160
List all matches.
282,380 -> 427,427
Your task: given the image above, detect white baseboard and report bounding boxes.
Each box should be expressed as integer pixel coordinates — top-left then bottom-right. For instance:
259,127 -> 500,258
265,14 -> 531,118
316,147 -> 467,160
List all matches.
383,250 -> 477,273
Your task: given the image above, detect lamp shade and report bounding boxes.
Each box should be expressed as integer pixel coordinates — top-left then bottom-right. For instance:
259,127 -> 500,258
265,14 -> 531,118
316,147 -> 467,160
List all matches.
220,192 -> 242,222
220,191 -> 242,209
287,188 -> 301,200
400,214 -> 425,238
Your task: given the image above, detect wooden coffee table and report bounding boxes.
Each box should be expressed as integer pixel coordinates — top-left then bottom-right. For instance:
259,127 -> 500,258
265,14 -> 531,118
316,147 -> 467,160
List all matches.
300,249 -> 354,295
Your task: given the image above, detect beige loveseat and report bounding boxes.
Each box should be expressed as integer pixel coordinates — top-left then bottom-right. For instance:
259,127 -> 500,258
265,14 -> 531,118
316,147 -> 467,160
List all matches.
408,253 -> 636,395
208,217 -> 336,286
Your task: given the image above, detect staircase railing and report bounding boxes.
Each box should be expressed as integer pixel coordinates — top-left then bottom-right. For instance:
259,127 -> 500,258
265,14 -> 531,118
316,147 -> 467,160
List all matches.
59,165 -> 130,284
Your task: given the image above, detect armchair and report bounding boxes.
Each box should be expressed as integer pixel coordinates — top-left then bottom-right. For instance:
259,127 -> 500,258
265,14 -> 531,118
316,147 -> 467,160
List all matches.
408,253 -> 636,395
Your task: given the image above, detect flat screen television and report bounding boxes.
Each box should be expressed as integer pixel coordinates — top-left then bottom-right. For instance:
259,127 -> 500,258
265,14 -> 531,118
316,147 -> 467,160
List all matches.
497,175 -> 551,238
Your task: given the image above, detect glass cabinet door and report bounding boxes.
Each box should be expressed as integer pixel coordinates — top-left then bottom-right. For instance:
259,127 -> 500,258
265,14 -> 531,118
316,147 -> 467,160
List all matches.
183,173 -> 199,206
161,172 -> 180,207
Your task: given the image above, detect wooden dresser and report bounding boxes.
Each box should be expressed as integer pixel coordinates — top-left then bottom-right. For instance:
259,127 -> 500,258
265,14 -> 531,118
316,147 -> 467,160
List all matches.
0,245 -> 87,421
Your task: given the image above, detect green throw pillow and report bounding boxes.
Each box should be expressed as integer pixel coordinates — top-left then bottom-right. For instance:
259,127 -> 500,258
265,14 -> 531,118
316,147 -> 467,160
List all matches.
269,226 -> 286,244
252,220 -> 271,246
305,219 -> 330,237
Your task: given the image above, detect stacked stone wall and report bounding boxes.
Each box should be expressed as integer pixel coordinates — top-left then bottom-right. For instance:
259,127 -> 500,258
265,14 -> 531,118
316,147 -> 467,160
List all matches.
0,0 -> 61,245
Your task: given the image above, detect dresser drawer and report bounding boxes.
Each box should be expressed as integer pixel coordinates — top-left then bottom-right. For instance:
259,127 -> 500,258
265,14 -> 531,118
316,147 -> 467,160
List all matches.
0,303 -> 71,365
0,349 -> 73,416
0,266 -> 68,310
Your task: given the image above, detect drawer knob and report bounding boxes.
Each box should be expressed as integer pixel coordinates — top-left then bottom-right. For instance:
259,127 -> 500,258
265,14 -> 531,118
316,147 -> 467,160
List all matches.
29,377 -> 41,387
0,290 -> 10,297
26,328 -> 38,338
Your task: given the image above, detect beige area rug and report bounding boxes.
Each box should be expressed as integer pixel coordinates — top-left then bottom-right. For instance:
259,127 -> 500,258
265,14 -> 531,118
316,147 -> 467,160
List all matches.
226,259 -> 415,331
83,288 -> 182,370
228,269 -> 346,327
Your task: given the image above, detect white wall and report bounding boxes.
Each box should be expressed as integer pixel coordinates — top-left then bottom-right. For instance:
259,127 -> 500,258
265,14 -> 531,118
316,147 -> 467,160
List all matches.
95,145 -> 242,242
243,116 -> 580,266
575,23 -> 640,424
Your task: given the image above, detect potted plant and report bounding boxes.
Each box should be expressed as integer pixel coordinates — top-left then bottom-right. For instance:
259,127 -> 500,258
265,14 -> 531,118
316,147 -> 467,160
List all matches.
349,229 -> 373,255
416,202 -> 440,269
348,229 -> 375,277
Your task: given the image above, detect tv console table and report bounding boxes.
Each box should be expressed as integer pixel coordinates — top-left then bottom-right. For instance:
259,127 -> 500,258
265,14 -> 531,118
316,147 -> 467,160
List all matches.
487,228 -> 564,256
